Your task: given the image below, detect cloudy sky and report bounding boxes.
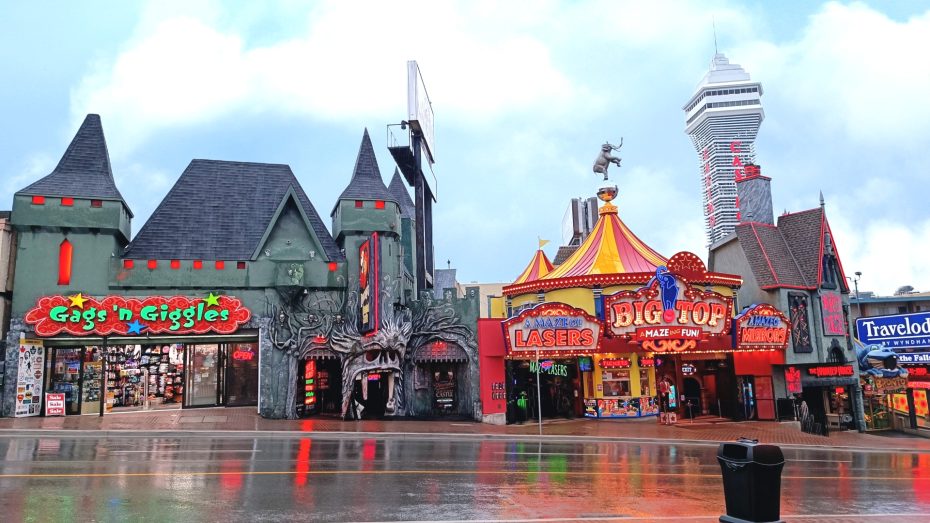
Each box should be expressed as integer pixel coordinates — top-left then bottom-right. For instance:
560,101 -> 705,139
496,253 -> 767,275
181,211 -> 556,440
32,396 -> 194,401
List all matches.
2,1 -> 928,296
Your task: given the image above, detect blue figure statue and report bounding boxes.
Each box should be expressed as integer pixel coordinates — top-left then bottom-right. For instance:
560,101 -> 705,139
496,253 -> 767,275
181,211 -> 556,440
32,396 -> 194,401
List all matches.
645,266 -> 678,323
856,343 -> 908,378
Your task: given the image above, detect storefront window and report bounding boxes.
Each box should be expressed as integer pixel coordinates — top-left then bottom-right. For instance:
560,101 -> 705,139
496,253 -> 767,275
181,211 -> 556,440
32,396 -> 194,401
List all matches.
602,370 -> 631,397
80,348 -> 103,415
48,348 -> 82,415
640,374 -> 650,397
107,344 -> 185,411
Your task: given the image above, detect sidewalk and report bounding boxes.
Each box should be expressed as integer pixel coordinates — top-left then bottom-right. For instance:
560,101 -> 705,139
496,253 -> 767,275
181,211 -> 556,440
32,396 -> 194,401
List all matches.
2,407 -> 930,452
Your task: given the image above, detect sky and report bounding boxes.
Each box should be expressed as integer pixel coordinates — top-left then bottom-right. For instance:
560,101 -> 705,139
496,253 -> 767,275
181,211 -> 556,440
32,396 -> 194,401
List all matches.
2,0 -> 929,296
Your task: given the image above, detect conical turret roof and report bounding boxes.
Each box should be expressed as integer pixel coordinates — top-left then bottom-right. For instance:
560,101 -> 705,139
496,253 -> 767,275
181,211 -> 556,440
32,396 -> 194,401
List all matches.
543,201 -> 666,279
512,249 -> 554,285
332,129 -> 395,215
18,114 -> 132,215
388,168 -> 415,219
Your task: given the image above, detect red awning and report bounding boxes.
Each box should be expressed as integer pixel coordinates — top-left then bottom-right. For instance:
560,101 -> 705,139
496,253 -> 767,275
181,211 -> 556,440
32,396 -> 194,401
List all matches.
413,342 -> 468,363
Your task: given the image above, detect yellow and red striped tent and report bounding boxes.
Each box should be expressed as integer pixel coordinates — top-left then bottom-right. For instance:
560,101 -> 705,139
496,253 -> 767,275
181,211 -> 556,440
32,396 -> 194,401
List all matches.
543,202 -> 666,280
512,249 -> 554,285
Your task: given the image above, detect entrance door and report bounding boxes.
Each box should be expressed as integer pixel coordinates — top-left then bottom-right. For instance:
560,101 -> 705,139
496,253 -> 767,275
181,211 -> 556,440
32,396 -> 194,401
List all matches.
186,344 -> 221,407
226,343 -> 258,407
738,376 -> 756,420
46,348 -> 83,415
353,372 -> 389,419
683,377 -> 702,418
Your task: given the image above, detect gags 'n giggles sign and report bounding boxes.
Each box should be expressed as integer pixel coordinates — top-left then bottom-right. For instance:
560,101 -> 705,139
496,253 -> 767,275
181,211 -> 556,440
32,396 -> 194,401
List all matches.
25,293 -> 251,336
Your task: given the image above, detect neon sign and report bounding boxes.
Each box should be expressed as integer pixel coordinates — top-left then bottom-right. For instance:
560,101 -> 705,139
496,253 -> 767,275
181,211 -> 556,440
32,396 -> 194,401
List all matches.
604,267 -> 731,353
600,358 -> 631,369
503,302 -> 602,354
232,346 -> 255,361
808,365 -> 854,377
529,360 -> 569,377
25,293 -> 251,336
359,233 -> 380,335
820,291 -> 846,337
304,360 -> 316,407
734,304 -> 791,350
681,363 -> 697,376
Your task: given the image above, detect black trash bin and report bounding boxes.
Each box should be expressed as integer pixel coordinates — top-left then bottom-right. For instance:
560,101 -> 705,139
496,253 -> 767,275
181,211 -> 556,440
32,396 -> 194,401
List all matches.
717,438 -> 785,523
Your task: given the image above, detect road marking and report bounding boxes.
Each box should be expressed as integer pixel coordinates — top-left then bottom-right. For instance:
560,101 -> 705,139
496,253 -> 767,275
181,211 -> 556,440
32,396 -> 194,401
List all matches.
107,449 -> 261,454
786,458 -> 853,463
362,515 -> 930,523
495,452 -> 608,456
0,469 -> 926,480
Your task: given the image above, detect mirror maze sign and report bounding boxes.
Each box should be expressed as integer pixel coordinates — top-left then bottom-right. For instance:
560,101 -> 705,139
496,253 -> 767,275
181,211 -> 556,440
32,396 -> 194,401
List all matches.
604,270 -> 732,353
734,304 -> 791,351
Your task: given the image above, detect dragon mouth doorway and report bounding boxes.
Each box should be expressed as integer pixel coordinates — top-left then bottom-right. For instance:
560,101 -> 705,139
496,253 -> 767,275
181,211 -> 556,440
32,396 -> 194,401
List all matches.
350,366 -> 401,419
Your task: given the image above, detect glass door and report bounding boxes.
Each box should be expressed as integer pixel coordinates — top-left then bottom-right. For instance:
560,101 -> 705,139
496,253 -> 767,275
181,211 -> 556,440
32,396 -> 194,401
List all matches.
186,344 -> 220,407
226,343 -> 259,406
47,348 -> 83,415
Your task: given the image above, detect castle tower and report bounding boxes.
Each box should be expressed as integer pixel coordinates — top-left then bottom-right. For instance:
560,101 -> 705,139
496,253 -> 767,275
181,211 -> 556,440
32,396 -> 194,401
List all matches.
331,130 -> 405,330
10,114 -> 132,316
684,53 -> 764,245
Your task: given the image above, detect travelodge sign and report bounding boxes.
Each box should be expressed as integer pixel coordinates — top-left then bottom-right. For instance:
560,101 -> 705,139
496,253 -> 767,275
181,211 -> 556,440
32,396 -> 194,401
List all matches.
503,302 -> 602,355
604,268 -> 731,353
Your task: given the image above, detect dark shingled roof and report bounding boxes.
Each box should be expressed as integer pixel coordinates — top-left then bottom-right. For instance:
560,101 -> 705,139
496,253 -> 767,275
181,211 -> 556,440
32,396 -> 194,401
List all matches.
433,268 -> 458,299
734,206 -> 848,291
18,114 -> 132,215
388,168 -> 415,219
124,160 -> 343,261
332,129 -> 395,215
736,222 -> 807,288
778,208 -> 826,289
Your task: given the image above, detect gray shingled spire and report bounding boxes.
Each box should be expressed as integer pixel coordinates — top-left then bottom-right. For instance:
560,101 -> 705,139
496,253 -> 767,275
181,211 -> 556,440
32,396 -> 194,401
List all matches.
388,168 -> 415,219
17,114 -> 132,215
332,129 -> 396,215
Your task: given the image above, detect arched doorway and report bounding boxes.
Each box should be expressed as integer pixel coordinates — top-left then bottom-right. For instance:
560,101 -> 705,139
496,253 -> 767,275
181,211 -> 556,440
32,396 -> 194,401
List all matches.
298,348 -> 342,416
412,341 -> 469,418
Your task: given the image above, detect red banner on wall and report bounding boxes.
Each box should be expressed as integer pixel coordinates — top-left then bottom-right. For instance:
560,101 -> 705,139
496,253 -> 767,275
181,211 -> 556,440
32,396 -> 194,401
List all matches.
25,294 -> 251,336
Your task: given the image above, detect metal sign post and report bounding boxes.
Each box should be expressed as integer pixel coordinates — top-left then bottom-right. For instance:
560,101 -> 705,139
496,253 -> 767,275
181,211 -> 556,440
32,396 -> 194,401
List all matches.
98,336 -> 108,417
536,345 -> 543,436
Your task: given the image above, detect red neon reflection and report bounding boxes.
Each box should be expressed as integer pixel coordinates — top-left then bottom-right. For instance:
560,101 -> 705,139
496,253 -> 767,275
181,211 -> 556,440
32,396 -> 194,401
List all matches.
363,439 -> 377,460
219,459 -> 244,492
295,438 -> 312,487
58,239 -> 73,285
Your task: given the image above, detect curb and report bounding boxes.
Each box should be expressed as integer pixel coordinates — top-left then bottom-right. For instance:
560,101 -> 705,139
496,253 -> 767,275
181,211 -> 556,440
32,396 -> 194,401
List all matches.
1,428 -> 928,454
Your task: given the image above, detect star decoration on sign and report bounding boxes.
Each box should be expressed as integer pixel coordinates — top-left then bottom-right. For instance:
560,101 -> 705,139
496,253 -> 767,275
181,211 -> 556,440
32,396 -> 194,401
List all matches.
68,293 -> 88,309
126,320 -> 147,335
205,293 -> 221,307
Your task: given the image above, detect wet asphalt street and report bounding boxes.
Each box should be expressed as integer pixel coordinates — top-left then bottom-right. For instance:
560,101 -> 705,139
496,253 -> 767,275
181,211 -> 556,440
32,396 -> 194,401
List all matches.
0,435 -> 929,522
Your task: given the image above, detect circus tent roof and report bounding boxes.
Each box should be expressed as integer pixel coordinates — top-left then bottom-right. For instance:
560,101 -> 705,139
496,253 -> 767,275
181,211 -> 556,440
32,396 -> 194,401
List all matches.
512,249 -> 554,285
542,201 -> 667,280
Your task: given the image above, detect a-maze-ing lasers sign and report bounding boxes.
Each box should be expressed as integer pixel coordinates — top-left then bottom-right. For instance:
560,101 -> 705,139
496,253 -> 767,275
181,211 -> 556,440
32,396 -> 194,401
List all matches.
503,302 -> 602,355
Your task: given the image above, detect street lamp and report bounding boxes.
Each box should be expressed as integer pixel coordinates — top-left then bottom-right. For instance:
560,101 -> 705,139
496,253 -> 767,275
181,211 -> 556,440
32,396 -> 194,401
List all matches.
851,271 -> 862,319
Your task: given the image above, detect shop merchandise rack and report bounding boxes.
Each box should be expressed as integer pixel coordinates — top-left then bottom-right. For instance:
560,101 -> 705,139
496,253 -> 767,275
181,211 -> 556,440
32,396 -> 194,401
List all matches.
106,346 -> 184,407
